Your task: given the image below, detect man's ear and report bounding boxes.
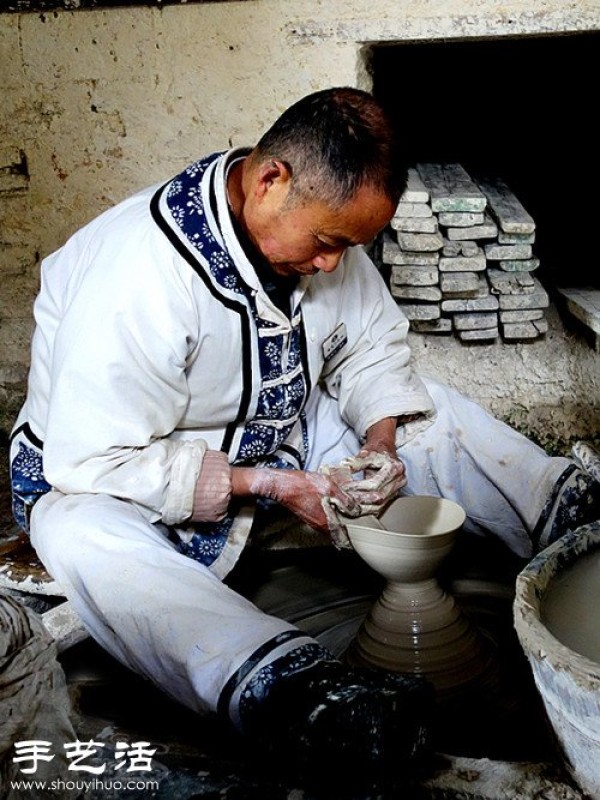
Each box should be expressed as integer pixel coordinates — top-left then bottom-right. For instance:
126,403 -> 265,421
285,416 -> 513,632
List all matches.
255,158 -> 293,199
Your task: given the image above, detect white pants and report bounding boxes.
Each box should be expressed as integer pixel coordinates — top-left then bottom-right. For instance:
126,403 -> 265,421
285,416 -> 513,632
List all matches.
30,376 -> 570,725
30,491 -> 323,729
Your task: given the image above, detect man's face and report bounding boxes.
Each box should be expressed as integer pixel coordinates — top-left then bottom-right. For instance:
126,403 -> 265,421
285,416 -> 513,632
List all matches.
242,165 -> 396,278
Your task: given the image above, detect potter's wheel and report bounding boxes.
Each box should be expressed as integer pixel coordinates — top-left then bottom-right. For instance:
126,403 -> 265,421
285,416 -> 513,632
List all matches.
232,544 -> 556,763
53,541 -> 570,800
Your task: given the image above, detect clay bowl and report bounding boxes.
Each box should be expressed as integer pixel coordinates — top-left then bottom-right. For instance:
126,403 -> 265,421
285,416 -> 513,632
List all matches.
514,521 -> 600,799
342,496 -> 497,695
345,495 -> 467,584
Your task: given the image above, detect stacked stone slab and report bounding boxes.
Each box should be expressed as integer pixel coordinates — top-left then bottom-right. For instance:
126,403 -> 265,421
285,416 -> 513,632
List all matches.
384,163 -> 549,342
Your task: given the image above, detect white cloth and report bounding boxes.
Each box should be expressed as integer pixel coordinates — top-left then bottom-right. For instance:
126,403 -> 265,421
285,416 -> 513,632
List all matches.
0,593 -> 78,796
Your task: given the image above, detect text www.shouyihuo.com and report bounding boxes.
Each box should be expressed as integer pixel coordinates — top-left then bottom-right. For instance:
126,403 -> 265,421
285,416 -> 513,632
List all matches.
10,778 -> 160,793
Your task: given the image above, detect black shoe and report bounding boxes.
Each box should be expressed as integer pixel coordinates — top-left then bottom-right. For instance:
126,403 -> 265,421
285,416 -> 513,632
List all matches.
241,661 -> 434,796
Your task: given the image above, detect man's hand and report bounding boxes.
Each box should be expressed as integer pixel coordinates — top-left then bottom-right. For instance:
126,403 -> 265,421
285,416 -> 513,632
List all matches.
231,466 -> 360,538
335,451 -> 407,516
333,417 -> 408,515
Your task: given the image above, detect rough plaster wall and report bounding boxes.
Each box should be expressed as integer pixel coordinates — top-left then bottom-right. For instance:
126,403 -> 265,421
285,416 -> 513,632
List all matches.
409,304 -> 600,452
1,0 -> 599,445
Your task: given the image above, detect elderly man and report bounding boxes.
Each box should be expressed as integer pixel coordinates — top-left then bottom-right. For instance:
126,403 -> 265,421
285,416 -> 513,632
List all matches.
9,87 -> 599,789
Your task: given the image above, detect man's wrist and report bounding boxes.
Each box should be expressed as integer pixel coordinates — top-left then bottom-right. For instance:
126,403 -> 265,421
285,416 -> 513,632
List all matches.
231,466 -> 288,502
231,466 -> 256,498
364,417 -> 397,453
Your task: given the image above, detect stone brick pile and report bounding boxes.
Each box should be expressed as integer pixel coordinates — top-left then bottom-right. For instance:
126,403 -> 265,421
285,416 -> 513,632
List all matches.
383,163 -> 549,342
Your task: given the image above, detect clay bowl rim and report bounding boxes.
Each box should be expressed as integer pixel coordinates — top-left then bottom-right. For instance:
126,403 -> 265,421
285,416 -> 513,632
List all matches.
514,521 -> 600,687
344,495 -> 467,541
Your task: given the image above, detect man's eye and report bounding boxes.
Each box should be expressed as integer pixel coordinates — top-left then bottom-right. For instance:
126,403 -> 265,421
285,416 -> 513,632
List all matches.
317,239 -> 338,251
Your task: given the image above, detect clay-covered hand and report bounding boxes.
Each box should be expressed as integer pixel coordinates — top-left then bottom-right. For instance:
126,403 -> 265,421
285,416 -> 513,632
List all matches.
191,450 -> 233,522
317,463 -> 366,549
234,467 -> 360,547
337,451 -> 407,516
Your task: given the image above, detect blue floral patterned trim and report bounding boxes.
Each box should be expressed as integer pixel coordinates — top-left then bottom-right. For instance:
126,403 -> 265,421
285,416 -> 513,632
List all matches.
217,629 -> 307,717
164,153 -> 309,568
10,440 -> 52,533
237,643 -> 336,730
536,466 -> 600,549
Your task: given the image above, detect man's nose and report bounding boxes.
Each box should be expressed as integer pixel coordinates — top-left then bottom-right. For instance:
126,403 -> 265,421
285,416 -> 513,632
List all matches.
312,249 -> 344,273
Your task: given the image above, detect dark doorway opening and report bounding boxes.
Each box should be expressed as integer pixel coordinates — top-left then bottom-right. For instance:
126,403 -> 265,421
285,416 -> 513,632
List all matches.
371,31 -> 599,291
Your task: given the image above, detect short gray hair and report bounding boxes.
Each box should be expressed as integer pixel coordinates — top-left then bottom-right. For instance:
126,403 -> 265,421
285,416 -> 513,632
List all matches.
251,87 -> 407,208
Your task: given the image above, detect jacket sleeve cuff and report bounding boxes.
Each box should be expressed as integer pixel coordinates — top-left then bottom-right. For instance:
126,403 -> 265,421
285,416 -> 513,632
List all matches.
162,439 -> 208,526
191,450 -> 232,522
